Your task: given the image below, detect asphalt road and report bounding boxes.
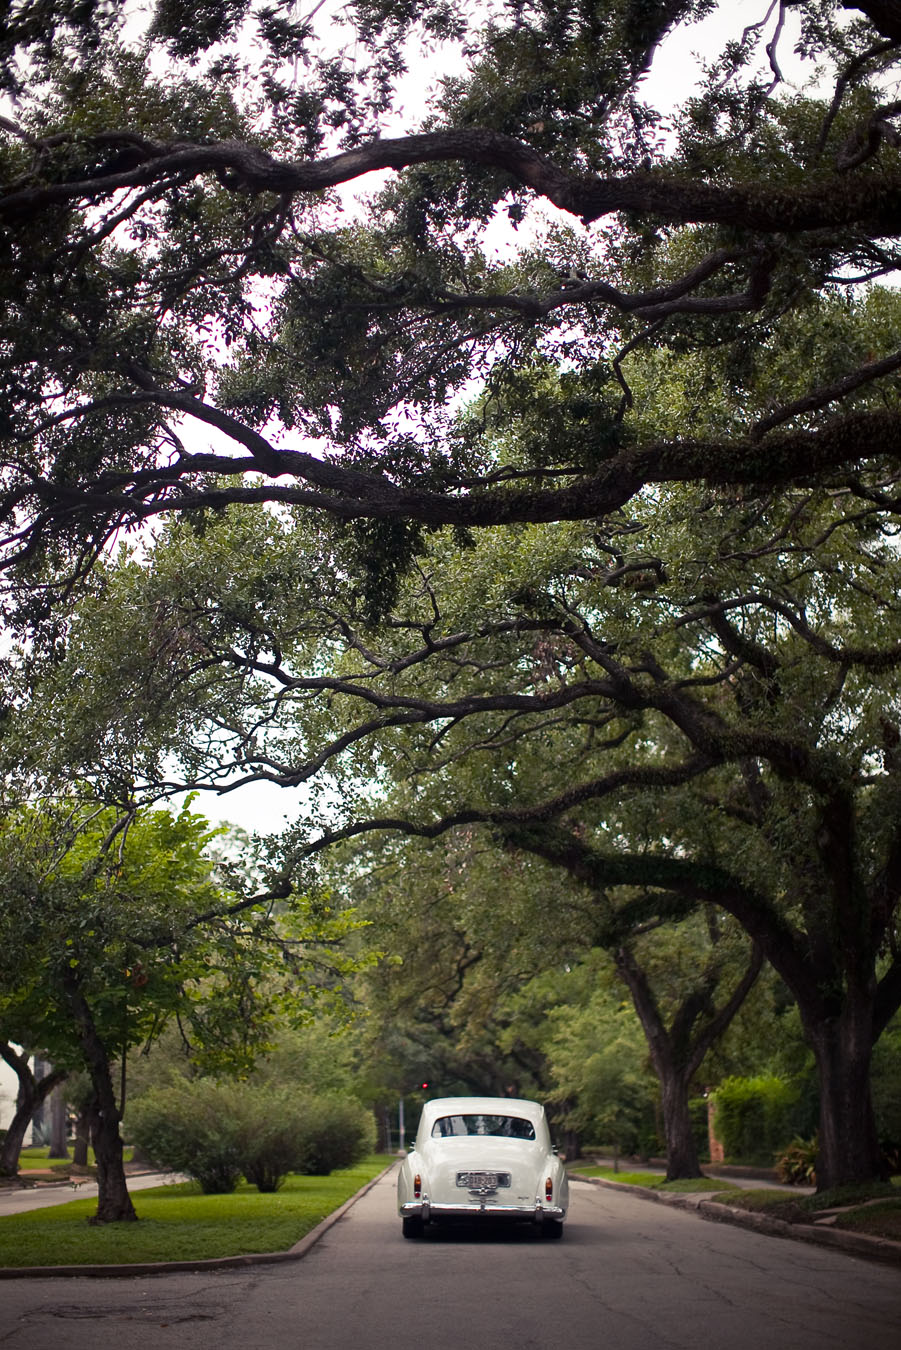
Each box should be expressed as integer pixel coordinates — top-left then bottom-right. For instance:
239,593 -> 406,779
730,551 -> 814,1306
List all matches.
1,1169 -> 899,1350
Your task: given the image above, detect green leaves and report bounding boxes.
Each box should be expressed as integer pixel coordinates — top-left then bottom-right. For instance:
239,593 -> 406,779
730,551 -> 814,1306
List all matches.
0,796 -> 372,1084
545,971 -> 657,1149
151,0 -> 253,59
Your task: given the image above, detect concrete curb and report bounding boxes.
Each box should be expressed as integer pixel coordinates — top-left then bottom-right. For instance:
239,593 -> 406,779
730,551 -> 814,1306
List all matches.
572,1174 -> 901,1268
0,1162 -> 398,1280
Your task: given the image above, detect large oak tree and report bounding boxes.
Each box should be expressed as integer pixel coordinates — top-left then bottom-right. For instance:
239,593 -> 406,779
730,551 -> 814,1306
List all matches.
6,1 -> 901,1191
17,423 -> 900,1188
4,2 -> 901,603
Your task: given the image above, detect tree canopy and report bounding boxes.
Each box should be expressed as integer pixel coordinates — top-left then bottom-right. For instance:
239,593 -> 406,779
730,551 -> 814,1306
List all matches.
20,418 -> 899,1185
4,1 -> 901,607
5,0 -> 901,1193
0,796 -> 370,1217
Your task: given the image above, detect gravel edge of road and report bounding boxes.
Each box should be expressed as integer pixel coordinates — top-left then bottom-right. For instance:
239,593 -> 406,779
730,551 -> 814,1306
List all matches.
570,1174 -> 901,1268
0,1161 -> 399,1281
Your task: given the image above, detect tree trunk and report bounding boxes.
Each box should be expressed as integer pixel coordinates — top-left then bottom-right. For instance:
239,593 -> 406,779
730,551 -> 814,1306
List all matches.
804,1001 -> 888,1189
0,1044 -> 67,1177
0,1105 -> 32,1178
659,1070 -> 703,1181
90,1098 -> 137,1223
48,1081 -> 70,1159
62,974 -> 137,1222
72,1102 -> 94,1167
560,1126 -> 581,1162
614,949 -> 705,1179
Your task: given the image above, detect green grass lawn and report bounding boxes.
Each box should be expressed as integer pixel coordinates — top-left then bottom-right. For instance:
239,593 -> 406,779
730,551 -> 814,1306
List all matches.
708,1179 -> 901,1240
16,1145 -> 133,1171
570,1166 -> 739,1194
0,1154 -> 395,1268
834,1198 -> 901,1241
573,1166 -> 901,1240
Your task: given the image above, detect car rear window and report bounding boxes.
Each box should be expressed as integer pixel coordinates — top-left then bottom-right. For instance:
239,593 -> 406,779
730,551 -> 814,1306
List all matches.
431,1114 -> 536,1140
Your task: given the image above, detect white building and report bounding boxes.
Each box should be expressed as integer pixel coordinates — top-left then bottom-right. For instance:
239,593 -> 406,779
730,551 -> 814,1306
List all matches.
0,1054 -> 20,1133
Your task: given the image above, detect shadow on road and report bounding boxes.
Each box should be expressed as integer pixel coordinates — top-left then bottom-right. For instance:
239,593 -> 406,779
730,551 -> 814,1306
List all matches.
407,1220 -> 584,1244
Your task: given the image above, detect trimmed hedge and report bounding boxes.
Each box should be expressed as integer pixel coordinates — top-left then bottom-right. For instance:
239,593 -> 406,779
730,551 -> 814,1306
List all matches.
126,1080 -> 375,1193
296,1095 -> 377,1176
712,1075 -> 815,1165
127,1079 -> 246,1193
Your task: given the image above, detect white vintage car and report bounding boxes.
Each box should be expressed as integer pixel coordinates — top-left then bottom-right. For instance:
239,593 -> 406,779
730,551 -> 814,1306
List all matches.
397,1096 -> 569,1239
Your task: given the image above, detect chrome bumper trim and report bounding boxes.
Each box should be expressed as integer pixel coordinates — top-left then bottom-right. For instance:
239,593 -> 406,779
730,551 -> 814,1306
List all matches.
400,1200 -> 565,1222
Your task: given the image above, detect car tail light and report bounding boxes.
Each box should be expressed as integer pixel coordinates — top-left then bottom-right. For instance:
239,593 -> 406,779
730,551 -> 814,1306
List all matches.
545,1177 -> 553,1201
414,1174 -> 422,1198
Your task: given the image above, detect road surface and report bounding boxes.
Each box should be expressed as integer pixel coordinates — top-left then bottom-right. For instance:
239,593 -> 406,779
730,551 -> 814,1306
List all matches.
0,1169 -> 899,1349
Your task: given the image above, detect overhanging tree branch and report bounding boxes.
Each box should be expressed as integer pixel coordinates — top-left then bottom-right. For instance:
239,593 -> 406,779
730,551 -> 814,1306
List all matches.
5,126 -> 901,235
6,406 -> 901,567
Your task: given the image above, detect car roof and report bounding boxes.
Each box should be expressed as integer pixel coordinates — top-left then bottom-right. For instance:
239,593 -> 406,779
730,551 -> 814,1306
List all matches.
419,1097 -> 546,1125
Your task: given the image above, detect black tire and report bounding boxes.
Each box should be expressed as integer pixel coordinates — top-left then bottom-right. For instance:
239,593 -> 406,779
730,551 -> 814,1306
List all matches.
541,1218 -> 564,1239
402,1216 -> 425,1239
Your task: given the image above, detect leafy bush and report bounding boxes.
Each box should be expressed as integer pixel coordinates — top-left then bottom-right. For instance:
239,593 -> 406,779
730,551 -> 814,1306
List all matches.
712,1075 -> 814,1165
295,1095 -> 375,1175
126,1080 -> 375,1192
776,1135 -> 818,1185
240,1091 -> 375,1183
238,1088 -> 319,1192
126,1080 -> 245,1193
689,1096 -> 710,1163
872,1016 -> 901,1169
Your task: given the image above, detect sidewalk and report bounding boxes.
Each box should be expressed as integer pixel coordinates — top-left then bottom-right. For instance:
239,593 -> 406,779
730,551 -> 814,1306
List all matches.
0,1170 -> 183,1217
576,1155 -> 812,1193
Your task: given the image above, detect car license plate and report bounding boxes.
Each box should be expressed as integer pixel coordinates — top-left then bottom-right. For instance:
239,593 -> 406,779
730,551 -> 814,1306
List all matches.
457,1171 -> 509,1188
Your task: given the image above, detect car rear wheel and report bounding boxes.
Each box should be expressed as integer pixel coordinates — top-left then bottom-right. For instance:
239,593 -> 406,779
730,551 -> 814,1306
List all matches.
402,1216 -> 425,1239
541,1218 -> 564,1239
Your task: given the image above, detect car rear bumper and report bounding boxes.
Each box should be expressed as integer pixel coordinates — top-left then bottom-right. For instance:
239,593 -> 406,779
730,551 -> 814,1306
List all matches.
400,1197 -> 565,1223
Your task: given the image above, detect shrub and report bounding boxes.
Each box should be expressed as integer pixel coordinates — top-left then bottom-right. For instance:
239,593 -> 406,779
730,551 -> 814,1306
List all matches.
712,1075 -> 813,1165
238,1089 -> 313,1193
776,1135 -> 818,1185
126,1081 -> 375,1192
872,1017 -> 901,1170
295,1095 -> 375,1175
126,1080 -> 244,1193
